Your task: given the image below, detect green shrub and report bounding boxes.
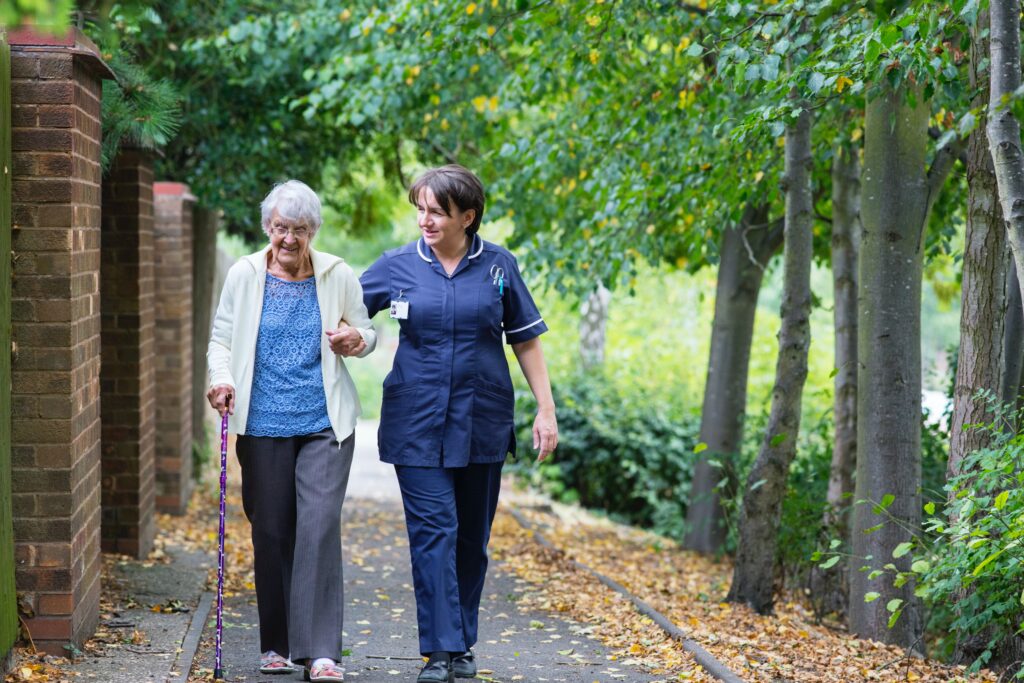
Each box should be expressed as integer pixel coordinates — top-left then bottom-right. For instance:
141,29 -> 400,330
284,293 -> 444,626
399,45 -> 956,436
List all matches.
510,372 -> 700,540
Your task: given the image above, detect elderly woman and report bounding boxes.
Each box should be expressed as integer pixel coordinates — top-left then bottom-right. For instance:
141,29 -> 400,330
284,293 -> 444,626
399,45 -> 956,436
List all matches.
360,165 -> 558,683
207,180 -> 374,683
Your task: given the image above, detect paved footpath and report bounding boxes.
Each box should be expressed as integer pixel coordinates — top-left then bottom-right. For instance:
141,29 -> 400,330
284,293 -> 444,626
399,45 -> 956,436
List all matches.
190,421 -> 663,683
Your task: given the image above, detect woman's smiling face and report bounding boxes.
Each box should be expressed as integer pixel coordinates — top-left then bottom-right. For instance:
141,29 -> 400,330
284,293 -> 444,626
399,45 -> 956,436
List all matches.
268,209 -> 313,272
416,187 -> 474,253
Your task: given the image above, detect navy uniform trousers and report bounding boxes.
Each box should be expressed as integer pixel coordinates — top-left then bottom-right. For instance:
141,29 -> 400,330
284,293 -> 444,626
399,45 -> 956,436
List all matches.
395,461 -> 504,655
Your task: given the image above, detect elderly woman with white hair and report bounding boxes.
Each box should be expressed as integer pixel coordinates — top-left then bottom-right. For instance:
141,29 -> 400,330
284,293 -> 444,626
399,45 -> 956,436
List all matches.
207,180 -> 375,682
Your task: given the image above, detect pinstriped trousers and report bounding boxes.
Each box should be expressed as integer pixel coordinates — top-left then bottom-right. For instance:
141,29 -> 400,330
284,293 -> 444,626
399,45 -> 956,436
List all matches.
236,429 -> 354,663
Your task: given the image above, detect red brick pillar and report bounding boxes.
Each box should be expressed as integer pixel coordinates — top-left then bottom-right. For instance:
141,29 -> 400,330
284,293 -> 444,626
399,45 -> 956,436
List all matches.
153,183 -> 194,514
7,28 -> 113,654
100,148 -> 156,557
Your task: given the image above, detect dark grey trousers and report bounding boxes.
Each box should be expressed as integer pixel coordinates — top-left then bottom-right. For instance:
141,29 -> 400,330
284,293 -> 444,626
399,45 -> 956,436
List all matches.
236,429 -> 354,662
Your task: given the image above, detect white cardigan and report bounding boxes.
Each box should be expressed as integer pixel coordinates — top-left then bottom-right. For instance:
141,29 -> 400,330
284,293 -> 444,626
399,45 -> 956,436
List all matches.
207,245 -> 377,440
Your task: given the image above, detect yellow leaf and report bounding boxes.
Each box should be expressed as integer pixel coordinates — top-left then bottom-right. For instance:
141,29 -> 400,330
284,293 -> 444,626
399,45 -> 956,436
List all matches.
586,14 -> 601,27
629,643 -> 643,654
20,667 -> 32,680
851,127 -> 863,142
646,224 -> 656,235
488,95 -> 499,112
440,119 -> 450,131
754,171 -> 765,183
486,25 -> 496,37
472,96 -> 488,113
470,64 -> 480,75
338,9 -> 351,21
466,3 -> 477,14
362,25 -> 372,36
835,75 -> 854,93
589,49 -> 600,65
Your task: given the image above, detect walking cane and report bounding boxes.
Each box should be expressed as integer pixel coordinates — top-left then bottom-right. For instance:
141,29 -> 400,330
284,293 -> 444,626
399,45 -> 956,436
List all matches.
214,410 -> 229,681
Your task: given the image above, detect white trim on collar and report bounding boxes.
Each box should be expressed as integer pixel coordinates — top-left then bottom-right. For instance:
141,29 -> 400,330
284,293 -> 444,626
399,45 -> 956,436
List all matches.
417,234 -> 483,262
467,234 -> 484,259
416,238 -> 432,262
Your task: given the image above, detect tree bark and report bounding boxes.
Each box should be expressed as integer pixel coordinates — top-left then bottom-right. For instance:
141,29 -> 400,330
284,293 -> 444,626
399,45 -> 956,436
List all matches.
684,204 -> 782,554
988,0 -> 1024,313
849,86 -> 929,648
726,104 -> 813,614
579,283 -> 610,370
192,205 -> 219,455
1002,256 -> 1024,409
827,142 -> 861,526
949,8 -> 1006,483
811,142 -> 861,618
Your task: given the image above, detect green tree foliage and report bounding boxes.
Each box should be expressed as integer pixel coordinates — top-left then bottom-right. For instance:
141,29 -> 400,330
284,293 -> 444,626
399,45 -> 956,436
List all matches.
0,0 -> 72,30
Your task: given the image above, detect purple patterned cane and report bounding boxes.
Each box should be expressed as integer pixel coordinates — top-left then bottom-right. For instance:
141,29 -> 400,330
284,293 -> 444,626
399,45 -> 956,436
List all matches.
214,411 -> 228,681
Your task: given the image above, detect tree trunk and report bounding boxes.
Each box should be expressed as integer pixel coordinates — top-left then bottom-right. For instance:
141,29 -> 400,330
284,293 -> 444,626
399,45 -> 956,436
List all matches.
1002,255 -> 1024,410
849,86 -> 928,648
579,283 -> 610,370
726,104 -> 813,614
192,205 -> 219,456
827,143 -> 861,525
811,142 -> 861,618
949,8 -> 1006,483
684,204 -> 782,554
988,0 -> 1024,313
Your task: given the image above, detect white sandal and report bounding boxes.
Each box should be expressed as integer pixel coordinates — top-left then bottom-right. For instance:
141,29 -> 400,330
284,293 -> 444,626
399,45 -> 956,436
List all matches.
259,651 -> 297,674
306,660 -> 345,682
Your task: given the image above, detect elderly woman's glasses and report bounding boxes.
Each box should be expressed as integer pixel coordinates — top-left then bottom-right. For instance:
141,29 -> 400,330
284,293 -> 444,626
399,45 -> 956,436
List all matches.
270,224 -> 311,239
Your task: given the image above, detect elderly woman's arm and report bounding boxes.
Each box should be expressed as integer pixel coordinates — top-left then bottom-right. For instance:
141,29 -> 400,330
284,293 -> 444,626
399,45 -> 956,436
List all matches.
511,337 -> 558,462
207,267 -> 239,415
327,264 -> 377,358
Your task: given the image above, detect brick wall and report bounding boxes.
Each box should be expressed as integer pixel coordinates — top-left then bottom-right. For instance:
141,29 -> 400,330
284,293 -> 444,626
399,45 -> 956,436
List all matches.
100,148 -> 156,558
153,183 -> 194,514
8,29 -> 113,654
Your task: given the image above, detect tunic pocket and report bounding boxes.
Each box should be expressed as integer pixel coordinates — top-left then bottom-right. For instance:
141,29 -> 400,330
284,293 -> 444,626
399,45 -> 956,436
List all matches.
471,379 -> 515,459
379,381 -> 431,460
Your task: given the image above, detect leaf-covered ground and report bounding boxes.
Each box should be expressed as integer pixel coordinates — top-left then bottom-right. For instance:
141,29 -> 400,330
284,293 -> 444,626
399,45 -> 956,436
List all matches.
3,457 -> 1000,683
494,487 -> 998,683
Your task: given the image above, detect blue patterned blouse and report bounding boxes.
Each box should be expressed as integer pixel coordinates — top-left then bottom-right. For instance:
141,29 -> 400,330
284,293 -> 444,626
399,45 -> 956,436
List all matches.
245,274 -> 332,437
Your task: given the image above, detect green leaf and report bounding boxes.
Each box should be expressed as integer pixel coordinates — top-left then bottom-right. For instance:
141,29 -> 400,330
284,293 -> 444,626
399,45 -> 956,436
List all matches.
694,442 -> 708,454
828,367 -> 839,379
923,502 -> 935,515
819,556 -> 841,570
808,72 -> 825,94
886,598 -> 903,613
892,542 -> 913,558
864,592 -> 881,602
880,494 -> 895,509
685,43 -> 703,57
865,39 -> 881,64
829,539 -> 842,550
995,490 -> 1009,510
770,432 -> 787,447
910,559 -> 930,573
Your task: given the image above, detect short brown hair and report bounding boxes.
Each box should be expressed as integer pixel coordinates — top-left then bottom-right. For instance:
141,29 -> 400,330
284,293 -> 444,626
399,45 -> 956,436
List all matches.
407,164 -> 486,236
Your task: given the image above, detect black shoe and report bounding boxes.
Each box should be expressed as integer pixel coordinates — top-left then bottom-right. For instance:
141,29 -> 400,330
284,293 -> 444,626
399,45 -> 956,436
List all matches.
417,653 -> 454,683
451,651 -> 476,678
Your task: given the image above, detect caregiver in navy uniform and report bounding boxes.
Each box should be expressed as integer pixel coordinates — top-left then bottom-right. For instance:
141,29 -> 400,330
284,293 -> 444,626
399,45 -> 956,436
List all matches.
360,165 -> 558,683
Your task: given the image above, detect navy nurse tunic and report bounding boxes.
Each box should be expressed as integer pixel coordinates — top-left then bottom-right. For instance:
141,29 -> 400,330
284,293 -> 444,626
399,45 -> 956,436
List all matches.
360,234 -> 548,467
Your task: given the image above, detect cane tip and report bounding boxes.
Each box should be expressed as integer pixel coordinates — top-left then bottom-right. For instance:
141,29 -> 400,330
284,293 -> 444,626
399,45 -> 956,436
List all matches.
213,668 -> 225,681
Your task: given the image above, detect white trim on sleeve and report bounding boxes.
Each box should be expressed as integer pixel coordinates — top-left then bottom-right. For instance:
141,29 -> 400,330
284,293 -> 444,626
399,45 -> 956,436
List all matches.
506,318 -> 544,334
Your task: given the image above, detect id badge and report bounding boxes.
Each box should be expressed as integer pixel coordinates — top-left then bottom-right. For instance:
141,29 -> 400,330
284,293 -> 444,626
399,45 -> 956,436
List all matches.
390,299 -> 409,320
